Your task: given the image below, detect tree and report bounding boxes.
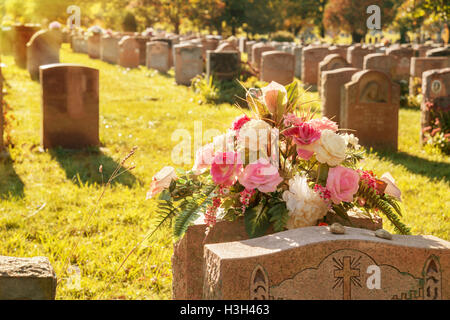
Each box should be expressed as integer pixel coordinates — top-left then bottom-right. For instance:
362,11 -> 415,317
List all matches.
186,0 -> 226,34
323,0 -> 399,43
242,0 -> 281,38
122,11 -> 138,32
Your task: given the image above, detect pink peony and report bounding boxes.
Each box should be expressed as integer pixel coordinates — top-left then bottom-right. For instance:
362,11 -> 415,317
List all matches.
283,122 -> 321,146
260,81 -> 287,114
238,158 -> 283,193
146,166 -> 178,199
326,166 -> 360,204
232,114 -> 251,131
308,117 -> 338,132
192,143 -> 215,175
210,152 -> 243,187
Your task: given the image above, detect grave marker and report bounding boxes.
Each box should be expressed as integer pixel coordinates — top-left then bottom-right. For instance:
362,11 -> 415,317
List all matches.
173,44 -> 203,86
40,64 -> 99,149
260,51 -> 295,85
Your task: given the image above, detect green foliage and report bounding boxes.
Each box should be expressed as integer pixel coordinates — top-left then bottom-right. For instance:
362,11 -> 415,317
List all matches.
244,200 -> 271,238
357,183 -> 411,235
271,30 -> 295,42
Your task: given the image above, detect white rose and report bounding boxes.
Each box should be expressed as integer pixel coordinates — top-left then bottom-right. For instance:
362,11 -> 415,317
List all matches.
282,175 -> 328,229
313,129 -> 346,166
237,119 -> 273,151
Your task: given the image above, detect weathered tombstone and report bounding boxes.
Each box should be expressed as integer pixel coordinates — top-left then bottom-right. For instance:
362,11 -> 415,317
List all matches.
215,42 -> 239,52
302,46 -> 330,89
386,47 -> 414,81
40,64 -> 99,149
173,44 -> 203,86
363,53 -> 394,78
0,256 -> 57,300
100,35 -> 120,64
174,212 -> 380,300
426,47 -> 450,57
146,41 -> 170,73
413,44 -> 433,57
87,33 -> 101,59
321,67 -> 360,126
245,41 -> 256,62
13,24 -> 40,68
201,38 -> 219,59
260,51 -> 295,85
328,45 -> 348,59
26,29 -> 62,81
238,37 -> 246,52
290,46 -> 302,79
420,68 -> 450,143
347,45 -> 375,69
134,36 -> 151,66
318,54 -> 350,96
341,70 -> 400,150
206,51 -> 241,81
118,36 -> 140,68
203,226 -> 450,300
151,37 -> 175,67
410,57 -> 450,96
251,43 -> 275,70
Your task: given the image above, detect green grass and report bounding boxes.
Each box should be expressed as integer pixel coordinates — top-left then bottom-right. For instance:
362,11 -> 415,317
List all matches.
0,44 -> 449,300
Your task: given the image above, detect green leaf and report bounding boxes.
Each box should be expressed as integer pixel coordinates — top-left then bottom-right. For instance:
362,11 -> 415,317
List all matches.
244,203 -> 271,238
268,202 -> 289,232
285,81 -> 299,106
158,189 -> 172,201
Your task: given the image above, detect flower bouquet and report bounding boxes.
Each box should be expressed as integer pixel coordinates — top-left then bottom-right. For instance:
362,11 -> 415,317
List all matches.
147,81 -> 410,239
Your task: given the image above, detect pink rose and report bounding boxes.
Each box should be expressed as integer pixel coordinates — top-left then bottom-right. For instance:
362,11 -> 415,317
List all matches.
146,166 -> 178,199
232,114 -> 251,131
308,117 -> 338,132
260,81 -> 287,114
238,158 -> 283,193
210,152 -> 243,187
326,166 -> 360,204
283,122 -> 321,146
297,148 -> 314,160
283,113 -> 303,127
192,143 -> 215,175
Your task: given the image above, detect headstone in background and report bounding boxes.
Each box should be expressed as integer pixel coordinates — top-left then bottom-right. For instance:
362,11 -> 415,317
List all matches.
201,38 -> 219,60
260,51 -> 295,85
328,45 -> 348,59
215,42 -> 238,52
318,53 -> 350,96
321,67 -> 360,126
13,24 -> 40,68
347,45 -> 375,69
238,37 -> 246,52
203,227 -> 450,300
386,47 -> 414,81
0,256 -> 57,300
251,43 -> 275,70
118,36 -> 140,68
40,64 -> 99,149
87,33 -> 101,59
173,44 -> 203,86
426,47 -> 450,57
151,37 -> 175,67
341,70 -> 400,150
146,41 -> 170,73
134,36 -> 151,66
420,68 -> 450,143
363,53 -> 394,77
245,41 -> 256,62
26,29 -> 62,81
291,46 -> 303,79
100,35 -> 120,64
302,46 -> 330,89
410,57 -> 450,96
413,44 -> 434,57
206,51 -> 241,81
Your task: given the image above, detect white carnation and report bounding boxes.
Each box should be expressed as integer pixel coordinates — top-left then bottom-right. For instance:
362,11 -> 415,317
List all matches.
282,175 -> 328,229
237,119 -> 273,152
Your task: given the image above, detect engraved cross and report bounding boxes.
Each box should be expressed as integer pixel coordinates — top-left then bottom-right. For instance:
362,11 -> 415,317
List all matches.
334,256 -> 360,300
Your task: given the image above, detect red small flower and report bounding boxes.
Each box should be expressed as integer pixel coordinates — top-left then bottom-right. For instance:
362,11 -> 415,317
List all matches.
318,222 -> 328,226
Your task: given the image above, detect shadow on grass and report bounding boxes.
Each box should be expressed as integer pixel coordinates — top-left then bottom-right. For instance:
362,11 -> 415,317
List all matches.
374,149 -> 450,184
0,155 -> 25,199
49,147 -> 140,187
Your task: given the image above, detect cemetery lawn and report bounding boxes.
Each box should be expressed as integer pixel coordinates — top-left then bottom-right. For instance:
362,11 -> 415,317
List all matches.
1,44 -> 449,300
